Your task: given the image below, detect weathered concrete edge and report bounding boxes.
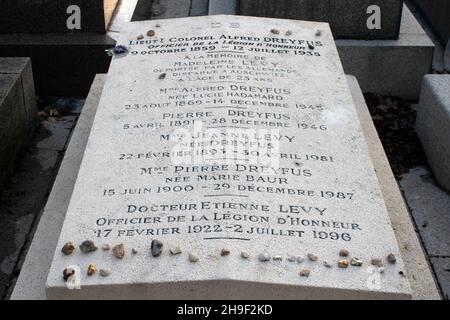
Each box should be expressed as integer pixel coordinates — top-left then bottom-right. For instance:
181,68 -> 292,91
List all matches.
347,75 -> 441,300
11,74 -> 440,299
10,75 -> 106,300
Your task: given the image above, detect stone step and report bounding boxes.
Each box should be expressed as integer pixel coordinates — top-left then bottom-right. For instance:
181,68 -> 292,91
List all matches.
416,75 -> 450,192
0,33 -> 115,96
239,0 -> 403,40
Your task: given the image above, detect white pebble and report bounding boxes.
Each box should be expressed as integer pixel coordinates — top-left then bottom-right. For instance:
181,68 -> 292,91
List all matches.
188,253 -> 199,263
259,253 -> 271,262
241,251 -> 250,259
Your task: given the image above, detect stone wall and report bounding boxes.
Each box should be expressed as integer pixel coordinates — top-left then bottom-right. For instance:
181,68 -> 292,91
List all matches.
0,58 -> 37,191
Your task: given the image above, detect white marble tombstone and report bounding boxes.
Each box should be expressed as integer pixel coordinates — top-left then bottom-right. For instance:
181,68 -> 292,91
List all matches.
46,15 -> 411,299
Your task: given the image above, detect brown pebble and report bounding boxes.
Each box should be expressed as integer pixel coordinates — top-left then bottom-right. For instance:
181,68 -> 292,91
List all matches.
371,258 -> 383,267
339,249 -> 349,257
221,248 -> 230,256
387,253 -> 397,264
63,268 -> 75,281
112,244 -> 125,259
137,34 -> 144,40
87,264 -> 97,276
338,259 -> 349,268
299,269 -> 310,277
270,29 -> 279,35
147,30 -> 156,37
61,242 -> 76,255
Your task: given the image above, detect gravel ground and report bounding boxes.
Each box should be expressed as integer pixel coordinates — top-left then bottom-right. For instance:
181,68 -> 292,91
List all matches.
364,93 -> 428,179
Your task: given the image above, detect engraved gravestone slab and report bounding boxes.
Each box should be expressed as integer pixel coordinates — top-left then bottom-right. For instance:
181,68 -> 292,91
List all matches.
46,15 -> 411,299
240,0 -> 404,40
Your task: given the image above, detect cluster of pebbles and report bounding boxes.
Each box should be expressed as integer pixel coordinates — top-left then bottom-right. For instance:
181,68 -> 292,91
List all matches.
111,26 -> 162,57
228,248 -> 397,279
61,240 -> 195,281
136,26 -> 160,41
296,249 -> 398,278
61,240 -> 400,282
